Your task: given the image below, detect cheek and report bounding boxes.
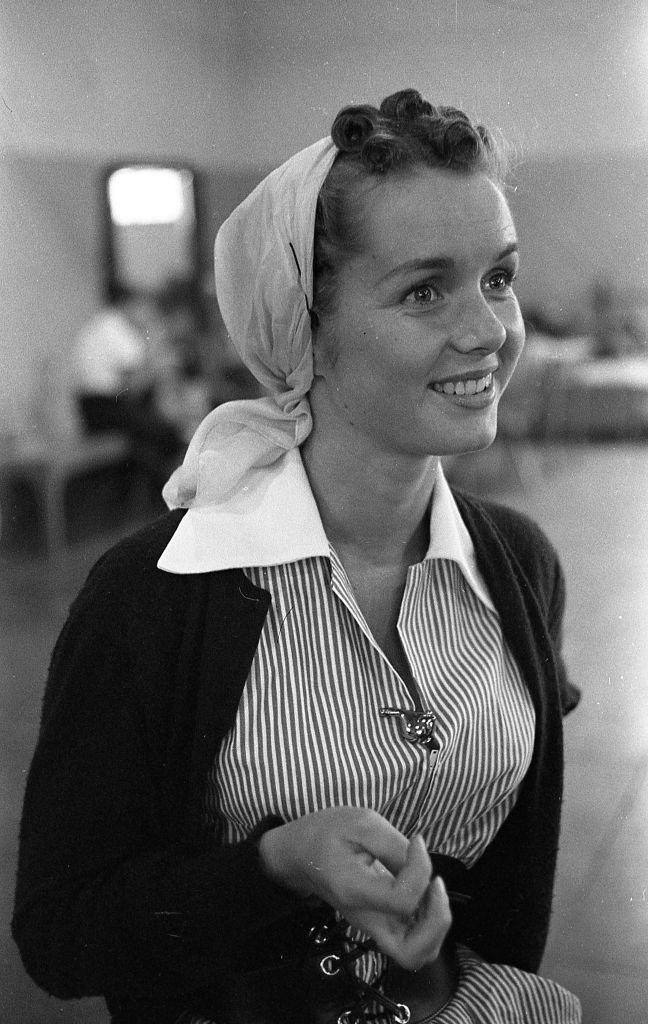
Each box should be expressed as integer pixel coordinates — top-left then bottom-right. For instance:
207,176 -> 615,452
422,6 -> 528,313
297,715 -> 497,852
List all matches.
333,345 -> 400,420
503,308 -> 526,366
512,323 -> 526,364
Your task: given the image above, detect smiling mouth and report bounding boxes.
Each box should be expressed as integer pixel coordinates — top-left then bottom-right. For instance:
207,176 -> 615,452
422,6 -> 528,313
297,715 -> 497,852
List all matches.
430,372 -> 493,396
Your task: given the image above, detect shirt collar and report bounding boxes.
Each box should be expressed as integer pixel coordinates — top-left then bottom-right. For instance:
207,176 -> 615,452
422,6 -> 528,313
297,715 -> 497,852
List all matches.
158,448 -> 329,574
425,467 -> 496,611
158,450 -> 494,612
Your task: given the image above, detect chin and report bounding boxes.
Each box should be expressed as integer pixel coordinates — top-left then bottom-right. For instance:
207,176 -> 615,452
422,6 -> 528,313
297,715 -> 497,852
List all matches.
436,424 -> 499,458
469,428 -> 499,453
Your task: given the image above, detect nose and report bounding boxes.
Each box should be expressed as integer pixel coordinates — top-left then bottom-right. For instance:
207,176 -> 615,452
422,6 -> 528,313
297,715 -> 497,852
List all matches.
450,292 -> 508,354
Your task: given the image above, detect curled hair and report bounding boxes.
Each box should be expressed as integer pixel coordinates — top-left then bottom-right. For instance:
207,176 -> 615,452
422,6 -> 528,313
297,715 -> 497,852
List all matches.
313,89 -> 507,320
331,90 -> 502,177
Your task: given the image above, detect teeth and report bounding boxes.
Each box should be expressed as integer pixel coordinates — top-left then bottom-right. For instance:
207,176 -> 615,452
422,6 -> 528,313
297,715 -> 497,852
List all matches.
432,372 -> 493,396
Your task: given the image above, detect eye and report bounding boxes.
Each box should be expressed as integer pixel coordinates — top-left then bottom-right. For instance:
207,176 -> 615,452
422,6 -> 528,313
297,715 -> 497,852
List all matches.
404,283 -> 441,306
483,269 -> 517,293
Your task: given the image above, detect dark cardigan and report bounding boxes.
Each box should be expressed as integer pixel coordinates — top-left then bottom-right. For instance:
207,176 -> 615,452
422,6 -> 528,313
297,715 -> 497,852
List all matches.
12,489 -> 579,1023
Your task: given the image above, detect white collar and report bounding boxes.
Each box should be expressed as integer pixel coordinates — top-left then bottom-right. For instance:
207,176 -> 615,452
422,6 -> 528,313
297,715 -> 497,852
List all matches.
158,451 -> 494,612
426,465 -> 495,611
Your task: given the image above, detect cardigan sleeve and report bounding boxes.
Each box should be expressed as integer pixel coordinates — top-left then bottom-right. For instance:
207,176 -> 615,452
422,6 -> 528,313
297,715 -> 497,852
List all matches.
11,546 -> 307,1008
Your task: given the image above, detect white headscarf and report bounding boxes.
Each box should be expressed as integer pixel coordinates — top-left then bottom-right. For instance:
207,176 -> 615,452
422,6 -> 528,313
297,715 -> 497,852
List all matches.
162,136 -> 338,512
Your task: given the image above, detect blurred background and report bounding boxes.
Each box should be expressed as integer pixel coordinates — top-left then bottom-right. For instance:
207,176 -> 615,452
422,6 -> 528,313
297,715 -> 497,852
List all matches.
1,1 -> 647,1021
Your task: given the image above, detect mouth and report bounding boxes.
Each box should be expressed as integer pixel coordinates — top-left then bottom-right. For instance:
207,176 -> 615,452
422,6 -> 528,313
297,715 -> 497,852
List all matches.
430,372 -> 494,397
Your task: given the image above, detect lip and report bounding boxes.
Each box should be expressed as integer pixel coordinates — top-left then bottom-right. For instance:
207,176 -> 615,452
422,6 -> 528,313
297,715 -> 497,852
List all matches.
429,365 -> 499,386
427,369 -> 498,408
433,386 -> 497,409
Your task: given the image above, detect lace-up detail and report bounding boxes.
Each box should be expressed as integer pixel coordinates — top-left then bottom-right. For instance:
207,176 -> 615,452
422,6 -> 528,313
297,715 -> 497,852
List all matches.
309,915 -> 411,1024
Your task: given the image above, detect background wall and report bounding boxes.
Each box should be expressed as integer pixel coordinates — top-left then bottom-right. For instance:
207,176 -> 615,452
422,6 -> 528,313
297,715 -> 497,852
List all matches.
2,0 -> 648,432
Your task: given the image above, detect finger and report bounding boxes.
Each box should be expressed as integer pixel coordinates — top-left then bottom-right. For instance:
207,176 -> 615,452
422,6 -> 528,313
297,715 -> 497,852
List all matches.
409,874 -> 451,931
391,835 -> 433,916
398,875 -> 452,969
351,811 -> 410,876
341,835 -> 432,921
342,872 -> 453,972
357,875 -> 451,969
351,880 -> 450,971
366,856 -> 395,879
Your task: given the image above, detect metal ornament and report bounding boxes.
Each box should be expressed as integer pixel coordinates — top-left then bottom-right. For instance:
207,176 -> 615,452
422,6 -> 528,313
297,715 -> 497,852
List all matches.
379,707 -> 440,763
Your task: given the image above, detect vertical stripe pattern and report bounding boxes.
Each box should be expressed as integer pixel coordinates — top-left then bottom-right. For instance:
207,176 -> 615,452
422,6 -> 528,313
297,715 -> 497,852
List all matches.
429,946 -> 581,1022
188,551 -> 578,1023
207,552 -> 534,871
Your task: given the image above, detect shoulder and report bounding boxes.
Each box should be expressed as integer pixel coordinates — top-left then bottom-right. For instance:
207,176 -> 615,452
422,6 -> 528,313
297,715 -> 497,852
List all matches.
452,486 -> 557,558
69,511 -> 265,629
451,487 -> 564,605
83,510 -> 188,589
451,487 -> 582,713
67,511 -> 205,634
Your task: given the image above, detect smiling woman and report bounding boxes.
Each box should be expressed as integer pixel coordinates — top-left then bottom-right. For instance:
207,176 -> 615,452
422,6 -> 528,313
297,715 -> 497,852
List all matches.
307,170 -> 523,463
13,90 -> 581,1024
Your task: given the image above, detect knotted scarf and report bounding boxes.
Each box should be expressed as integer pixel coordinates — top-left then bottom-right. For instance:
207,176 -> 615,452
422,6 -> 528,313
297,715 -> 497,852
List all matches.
158,137 -> 338,571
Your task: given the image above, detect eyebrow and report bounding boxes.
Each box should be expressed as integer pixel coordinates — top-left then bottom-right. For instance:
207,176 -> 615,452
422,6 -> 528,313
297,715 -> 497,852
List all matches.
380,242 -> 519,283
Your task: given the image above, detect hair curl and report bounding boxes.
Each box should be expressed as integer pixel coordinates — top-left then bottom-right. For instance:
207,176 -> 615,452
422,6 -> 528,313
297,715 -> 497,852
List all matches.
312,89 -> 507,321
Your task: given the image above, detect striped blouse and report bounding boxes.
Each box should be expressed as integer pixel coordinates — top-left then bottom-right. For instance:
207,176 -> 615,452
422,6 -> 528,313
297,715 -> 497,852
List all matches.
163,460 -> 579,1023
207,550 -> 534,868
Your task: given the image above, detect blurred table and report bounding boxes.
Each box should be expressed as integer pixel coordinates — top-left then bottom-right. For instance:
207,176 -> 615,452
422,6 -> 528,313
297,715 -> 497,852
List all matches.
500,335 -> 595,438
0,431 -> 130,564
545,357 -> 648,439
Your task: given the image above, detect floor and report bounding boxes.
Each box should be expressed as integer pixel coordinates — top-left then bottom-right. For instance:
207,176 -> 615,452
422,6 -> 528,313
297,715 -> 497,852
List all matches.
1,442 -> 647,1023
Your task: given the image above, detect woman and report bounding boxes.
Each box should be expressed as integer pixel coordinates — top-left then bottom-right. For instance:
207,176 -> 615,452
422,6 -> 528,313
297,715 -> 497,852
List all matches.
13,90 -> 581,1023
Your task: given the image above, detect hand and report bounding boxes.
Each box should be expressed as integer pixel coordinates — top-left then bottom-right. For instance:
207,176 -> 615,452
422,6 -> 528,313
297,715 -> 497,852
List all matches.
258,806 -> 451,970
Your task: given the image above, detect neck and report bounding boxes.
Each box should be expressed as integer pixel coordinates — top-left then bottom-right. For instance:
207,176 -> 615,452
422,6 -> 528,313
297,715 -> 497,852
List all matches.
301,423 -> 438,568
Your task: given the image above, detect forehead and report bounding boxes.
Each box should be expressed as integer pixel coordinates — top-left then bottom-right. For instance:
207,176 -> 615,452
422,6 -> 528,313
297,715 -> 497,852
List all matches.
359,168 -> 516,268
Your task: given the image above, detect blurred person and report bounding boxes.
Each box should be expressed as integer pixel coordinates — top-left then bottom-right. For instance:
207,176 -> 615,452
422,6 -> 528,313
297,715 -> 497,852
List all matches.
73,287 -> 186,492
153,278 -> 214,441
154,277 -> 261,438
591,279 -> 648,359
14,90 -> 581,1023
156,277 -> 204,375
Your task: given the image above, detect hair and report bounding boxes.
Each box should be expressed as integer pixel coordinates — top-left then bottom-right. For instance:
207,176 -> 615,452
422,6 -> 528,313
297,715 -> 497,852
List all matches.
312,89 -> 508,322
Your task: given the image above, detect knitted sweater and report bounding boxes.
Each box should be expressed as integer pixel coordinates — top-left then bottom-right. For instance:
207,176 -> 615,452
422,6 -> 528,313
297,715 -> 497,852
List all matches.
12,490 -> 579,1023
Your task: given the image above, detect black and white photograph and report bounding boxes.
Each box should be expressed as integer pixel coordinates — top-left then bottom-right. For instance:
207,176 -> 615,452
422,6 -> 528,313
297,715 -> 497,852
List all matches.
1,3 -> 647,1022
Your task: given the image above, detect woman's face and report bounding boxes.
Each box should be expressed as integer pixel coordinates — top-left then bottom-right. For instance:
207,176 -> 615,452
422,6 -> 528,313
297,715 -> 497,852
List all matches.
311,167 -> 525,460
